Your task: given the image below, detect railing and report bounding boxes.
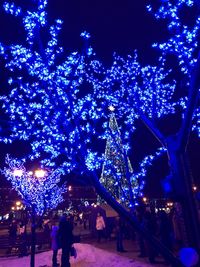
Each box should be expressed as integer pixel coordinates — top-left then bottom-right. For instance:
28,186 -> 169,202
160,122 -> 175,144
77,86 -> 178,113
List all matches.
0,232 -> 51,257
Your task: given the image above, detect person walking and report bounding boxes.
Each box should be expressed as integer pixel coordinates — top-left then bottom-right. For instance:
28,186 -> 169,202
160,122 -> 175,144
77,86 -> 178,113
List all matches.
51,224 -> 59,267
158,210 -> 173,265
143,210 -> 158,264
7,220 -> 17,254
18,221 -> 28,257
58,215 -> 73,267
115,215 -> 126,252
96,212 -> 105,243
136,206 -> 146,258
171,205 -> 185,250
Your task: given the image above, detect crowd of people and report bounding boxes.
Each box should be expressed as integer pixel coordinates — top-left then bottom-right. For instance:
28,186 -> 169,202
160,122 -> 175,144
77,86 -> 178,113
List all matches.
93,205 -> 186,265
133,205 -> 185,265
95,211 -> 130,252
7,219 -> 27,256
6,215 -> 74,267
5,204 -> 186,266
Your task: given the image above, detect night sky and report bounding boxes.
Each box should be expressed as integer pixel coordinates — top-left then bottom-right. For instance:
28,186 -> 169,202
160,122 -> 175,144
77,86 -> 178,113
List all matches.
0,0 -> 199,198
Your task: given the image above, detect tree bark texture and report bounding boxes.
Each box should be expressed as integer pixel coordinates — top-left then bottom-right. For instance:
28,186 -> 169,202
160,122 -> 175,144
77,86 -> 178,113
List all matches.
30,207 -> 36,267
167,138 -> 200,251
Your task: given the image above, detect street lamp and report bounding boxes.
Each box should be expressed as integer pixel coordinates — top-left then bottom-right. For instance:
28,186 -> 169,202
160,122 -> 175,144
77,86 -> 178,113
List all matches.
13,169 -> 23,177
167,202 -> 173,207
12,167 -> 46,267
68,185 -> 72,191
14,168 -> 46,178
34,169 -> 46,178
193,185 -> 197,192
142,197 -> 147,203
16,201 -> 21,206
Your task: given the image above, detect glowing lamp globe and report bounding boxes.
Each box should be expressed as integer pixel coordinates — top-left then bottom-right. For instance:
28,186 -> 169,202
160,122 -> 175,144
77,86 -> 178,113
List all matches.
35,169 -> 46,178
13,169 -> 23,177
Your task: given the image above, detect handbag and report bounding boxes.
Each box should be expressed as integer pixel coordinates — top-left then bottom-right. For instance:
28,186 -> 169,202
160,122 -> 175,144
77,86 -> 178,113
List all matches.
70,246 -> 77,258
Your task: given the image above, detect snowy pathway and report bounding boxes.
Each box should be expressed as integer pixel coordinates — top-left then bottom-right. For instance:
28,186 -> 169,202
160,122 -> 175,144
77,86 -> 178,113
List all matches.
0,243 -> 156,267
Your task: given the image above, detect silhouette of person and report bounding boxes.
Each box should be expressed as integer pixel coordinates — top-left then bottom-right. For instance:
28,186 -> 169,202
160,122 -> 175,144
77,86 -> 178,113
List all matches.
96,212 -> 105,242
8,220 -> 17,254
115,215 -> 126,252
58,215 -> 73,267
51,224 -> 59,267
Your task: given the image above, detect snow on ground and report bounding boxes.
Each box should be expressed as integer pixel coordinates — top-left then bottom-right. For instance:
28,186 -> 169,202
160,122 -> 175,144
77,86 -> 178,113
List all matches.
0,243 -> 155,267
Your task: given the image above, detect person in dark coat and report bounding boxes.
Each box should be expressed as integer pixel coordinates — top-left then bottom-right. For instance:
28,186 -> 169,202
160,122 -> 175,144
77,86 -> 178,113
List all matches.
143,210 -> 158,264
136,206 -> 146,257
58,215 -> 73,267
158,210 -> 173,265
115,215 -> 126,252
51,224 -> 59,267
18,221 -> 28,257
159,210 -> 173,250
7,220 -> 17,254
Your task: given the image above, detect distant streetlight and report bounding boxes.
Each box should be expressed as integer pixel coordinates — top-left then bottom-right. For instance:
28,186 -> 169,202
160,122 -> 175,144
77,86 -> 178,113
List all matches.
167,202 -> 173,207
142,197 -> 147,203
68,185 -> 72,191
193,185 -> 197,192
11,201 -> 24,212
16,201 -> 21,206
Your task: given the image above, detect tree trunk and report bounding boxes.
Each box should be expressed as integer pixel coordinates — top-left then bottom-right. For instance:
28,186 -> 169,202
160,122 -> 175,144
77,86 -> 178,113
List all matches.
166,138 -> 200,251
91,172 -> 184,267
30,207 -> 36,267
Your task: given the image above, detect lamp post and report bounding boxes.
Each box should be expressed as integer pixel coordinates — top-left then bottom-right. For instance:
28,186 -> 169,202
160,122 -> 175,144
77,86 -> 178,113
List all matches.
30,169 -> 46,267
13,167 -> 46,267
3,156 -> 65,267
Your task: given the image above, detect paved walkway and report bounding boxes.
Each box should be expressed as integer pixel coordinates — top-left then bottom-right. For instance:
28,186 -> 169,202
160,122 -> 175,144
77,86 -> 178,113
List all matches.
84,237 -> 168,266
0,242 -> 168,267
0,224 -> 171,266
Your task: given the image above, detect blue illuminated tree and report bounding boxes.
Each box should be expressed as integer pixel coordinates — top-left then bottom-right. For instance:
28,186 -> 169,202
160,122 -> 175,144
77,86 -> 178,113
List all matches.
87,0 -> 200,251
0,0 -> 188,265
0,0 -> 95,171
0,1 -> 94,266
0,0 -> 153,210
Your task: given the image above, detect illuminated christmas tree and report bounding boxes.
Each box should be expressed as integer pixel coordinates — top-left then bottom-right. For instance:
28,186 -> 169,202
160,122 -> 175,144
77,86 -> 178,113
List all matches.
100,107 -> 135,204
100,107 -> 166,207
